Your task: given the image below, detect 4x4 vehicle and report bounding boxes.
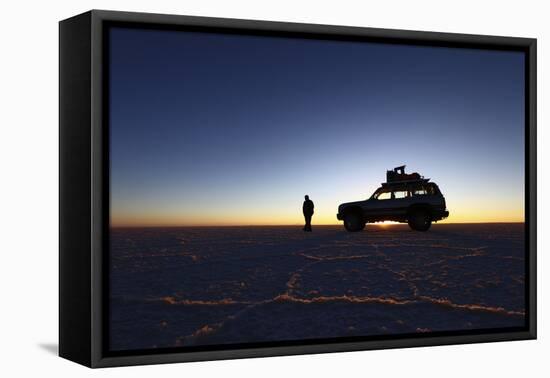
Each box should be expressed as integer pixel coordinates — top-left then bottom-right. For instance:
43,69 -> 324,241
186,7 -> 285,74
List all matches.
336,166 -> 449,232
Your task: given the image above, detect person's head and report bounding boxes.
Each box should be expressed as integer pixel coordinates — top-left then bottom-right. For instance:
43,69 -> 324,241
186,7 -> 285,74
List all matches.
305,195 -> 309,200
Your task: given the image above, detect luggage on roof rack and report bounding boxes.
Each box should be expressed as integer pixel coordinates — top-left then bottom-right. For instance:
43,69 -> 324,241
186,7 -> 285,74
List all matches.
385,165 -> 426,184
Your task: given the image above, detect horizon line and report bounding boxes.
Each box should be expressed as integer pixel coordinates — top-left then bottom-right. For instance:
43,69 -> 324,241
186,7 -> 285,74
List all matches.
110,221 -> 525,229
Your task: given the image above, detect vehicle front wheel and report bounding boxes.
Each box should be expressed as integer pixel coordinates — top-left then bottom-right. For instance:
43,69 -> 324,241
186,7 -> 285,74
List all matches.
408,210 -> 432,231
343,213 -> 365,232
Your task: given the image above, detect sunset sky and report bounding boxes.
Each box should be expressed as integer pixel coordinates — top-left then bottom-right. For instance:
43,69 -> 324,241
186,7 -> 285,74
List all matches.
109,27 -> 525,227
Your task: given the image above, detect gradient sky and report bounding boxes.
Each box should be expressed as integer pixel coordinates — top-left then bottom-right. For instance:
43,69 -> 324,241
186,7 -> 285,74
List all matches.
109,27 -> 525,226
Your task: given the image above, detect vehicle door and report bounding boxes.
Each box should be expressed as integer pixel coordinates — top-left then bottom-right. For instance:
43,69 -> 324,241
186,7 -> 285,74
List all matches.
368,188 -> 402,217
391,188 -> 413,216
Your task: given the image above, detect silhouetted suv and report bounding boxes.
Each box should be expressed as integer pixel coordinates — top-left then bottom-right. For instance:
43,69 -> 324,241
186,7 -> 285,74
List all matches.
336,166 -> 449,232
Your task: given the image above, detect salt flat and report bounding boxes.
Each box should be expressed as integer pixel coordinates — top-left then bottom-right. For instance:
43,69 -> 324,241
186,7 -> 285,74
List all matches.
109,224 -> 525,351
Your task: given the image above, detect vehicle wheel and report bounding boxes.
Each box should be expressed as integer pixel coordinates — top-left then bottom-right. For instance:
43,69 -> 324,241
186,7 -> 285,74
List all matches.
344,213 -> 365,232
408,210 -> 432,231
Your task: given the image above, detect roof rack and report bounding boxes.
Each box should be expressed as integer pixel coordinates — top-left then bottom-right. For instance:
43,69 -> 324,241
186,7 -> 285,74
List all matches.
381,178 -> 430,188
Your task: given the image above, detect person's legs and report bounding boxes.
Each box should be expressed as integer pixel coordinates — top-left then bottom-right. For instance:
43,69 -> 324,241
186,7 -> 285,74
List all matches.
305,214 -> 312,231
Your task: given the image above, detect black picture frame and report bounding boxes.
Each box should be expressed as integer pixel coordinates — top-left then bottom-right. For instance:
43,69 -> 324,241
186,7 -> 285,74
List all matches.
59,9 -> 537,368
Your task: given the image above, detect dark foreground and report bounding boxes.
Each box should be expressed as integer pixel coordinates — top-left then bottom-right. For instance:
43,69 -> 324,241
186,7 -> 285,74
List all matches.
109,224 -> 525,351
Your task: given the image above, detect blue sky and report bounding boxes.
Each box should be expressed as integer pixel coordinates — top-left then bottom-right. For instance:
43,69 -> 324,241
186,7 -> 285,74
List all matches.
109,27 -> 525,226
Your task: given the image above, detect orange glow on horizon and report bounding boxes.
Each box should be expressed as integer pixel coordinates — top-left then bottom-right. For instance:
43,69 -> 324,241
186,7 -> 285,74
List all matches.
111,194 -> 524,227
111,212 -> 524,228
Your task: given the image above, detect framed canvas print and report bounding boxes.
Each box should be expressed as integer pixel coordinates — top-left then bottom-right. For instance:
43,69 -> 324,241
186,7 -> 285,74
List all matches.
59,10 -> 537,368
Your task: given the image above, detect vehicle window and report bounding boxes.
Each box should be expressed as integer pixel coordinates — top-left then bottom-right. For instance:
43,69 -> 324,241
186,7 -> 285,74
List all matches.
394,190 -> 408,199
413,188 -> 427,196
376,191 -> 392,200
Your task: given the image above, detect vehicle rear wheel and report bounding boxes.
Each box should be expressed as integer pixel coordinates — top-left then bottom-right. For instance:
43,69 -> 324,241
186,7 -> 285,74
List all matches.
408,210 -> 432,231
343,213 -> 365,232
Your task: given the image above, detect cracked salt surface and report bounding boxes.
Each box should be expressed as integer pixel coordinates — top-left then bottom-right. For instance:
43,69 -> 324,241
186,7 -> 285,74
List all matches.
109,224 -> 525,351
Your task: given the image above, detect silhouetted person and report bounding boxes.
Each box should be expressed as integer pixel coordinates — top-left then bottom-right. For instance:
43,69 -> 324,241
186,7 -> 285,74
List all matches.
303,195 -> 314,232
